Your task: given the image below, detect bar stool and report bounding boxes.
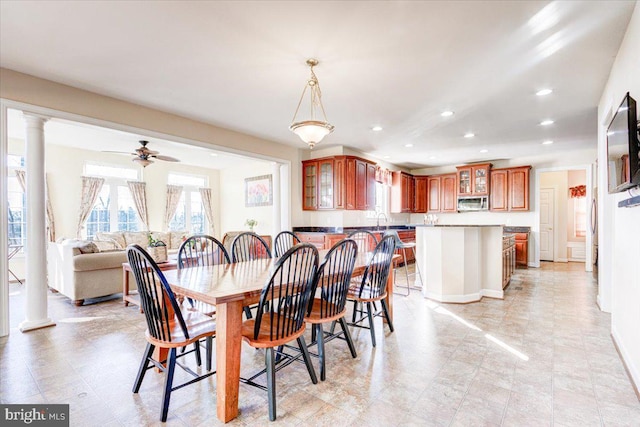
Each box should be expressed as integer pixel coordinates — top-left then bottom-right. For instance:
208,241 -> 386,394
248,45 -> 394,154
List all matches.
383,230 -> 423,295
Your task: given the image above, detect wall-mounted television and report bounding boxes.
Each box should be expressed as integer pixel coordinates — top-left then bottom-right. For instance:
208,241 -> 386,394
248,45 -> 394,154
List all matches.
606,92 -> 640,194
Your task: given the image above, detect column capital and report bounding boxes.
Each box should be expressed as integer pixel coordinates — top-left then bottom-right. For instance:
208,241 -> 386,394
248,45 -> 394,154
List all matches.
22,112 -> 50,127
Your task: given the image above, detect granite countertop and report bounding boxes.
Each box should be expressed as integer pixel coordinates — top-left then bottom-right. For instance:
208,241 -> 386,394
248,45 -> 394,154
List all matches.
503,226 -> 531,233
415,224 -> 504,228
293,225 -> 417,234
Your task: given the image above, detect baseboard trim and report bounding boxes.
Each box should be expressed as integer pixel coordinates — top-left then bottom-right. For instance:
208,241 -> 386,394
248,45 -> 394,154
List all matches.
555,257 -> 569,263
611,329 -> 640,402
422,289 -> 503,304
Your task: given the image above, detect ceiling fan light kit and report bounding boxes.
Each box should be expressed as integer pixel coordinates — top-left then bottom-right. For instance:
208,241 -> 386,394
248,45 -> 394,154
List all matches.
104,140 -> 180,167
289,58 -> 334,149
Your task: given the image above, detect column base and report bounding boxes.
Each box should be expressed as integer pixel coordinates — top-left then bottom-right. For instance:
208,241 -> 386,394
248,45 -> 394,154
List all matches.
19,318 -> 56,333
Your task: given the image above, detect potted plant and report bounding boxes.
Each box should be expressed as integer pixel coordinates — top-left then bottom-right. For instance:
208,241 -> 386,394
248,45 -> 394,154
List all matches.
147,233 -> 168,263
245,219 -> 258,232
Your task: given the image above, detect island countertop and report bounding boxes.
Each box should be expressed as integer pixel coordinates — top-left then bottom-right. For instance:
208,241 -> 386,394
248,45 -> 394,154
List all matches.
415,224 -> 504,228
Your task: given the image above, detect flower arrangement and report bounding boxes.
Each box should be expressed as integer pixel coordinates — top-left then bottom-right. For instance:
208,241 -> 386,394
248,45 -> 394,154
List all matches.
245,219 -> 258,231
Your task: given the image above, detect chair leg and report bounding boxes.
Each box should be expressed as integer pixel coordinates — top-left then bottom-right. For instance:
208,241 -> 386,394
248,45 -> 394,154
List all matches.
329,320 -> 337,335
297,336 -> 318,384
193,341 -> 202,367
381,299 -> 394,332
351,300 -> 358,323
315,324 -> 326,381
412,246 -> 423,287
133,343 -> 155,393
366,302 -> 376,347
265,347 -> 277,421
160,348 -> 177,422
339,317 -> 357,358
311,323 -> 317,343
243,306 -> 253,319
275,345 -> 284,363
205,336 -> 213,372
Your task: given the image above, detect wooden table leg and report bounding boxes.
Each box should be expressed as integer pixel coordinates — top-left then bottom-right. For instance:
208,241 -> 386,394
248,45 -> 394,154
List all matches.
216,300 -> 243,423
122,266 -> 130,306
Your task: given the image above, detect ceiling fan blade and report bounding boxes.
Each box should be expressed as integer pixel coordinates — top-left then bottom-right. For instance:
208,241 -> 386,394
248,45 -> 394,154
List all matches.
102,150 -> 136,155
135,147 -> 159,155
152,154 -> 180,162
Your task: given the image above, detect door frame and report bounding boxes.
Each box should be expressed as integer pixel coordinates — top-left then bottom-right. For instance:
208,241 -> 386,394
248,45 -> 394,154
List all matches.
534,165 -> 593,271
0,97 -> 291,337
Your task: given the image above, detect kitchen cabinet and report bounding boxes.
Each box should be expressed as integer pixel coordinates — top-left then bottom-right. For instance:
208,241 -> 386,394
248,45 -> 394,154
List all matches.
514,232 -> 529,267
456,163 -> 491,196
391,171 -> 415,213
414,176 -> 428,213
427,173 -> 457,213
302,155 -> 376,211
503,234 -> 516,288
490,166 -> 531,211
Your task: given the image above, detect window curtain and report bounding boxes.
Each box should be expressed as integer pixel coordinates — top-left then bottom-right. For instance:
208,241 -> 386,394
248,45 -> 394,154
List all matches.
127,181 -> 149,231
76,176 -> 105,238
14,170 -> 56,242
199,187 -> 216,235
164,185 -> 183,230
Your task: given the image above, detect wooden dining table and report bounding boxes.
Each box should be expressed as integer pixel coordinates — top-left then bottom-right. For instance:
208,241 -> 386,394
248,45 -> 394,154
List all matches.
162,250 -> 397,423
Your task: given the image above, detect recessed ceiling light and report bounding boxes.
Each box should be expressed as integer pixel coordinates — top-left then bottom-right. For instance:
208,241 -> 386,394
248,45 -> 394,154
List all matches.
383,155 -> 390,159
429,156 -> 436,160
542,140 -> 554,145
441,111 -> 454,117
464,132 -> 475,138
372,125 -> 383,132
536,89 -> 553,96
540,119 -> 554,126
480,149 -> 489,153
405,143 -> 414,148
210,153 -> 218,157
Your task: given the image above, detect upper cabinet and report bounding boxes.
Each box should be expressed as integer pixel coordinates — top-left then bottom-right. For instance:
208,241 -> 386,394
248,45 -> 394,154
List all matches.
456,163 -> 491,196
391,171 -> 415,213
302,156 -> 376,211
490,166 -> 531,211
414,176 -> 428,213
427,173 -> 457,213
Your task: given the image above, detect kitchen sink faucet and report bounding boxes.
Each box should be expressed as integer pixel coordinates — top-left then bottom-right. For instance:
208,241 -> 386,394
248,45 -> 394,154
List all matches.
376,212 -> 388,229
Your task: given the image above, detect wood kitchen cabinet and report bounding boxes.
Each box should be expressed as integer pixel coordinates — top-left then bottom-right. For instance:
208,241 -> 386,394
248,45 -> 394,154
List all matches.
514,232 -> 529,267
302,155 -> 376,211
414,176 -> 428,213
427,173 -> 457,213
456,163 -> 491,196
391,171 -> 415,213
490,166 -> 531,211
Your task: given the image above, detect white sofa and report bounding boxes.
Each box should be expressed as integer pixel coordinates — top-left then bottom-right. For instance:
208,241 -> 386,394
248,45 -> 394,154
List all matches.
47,231 -> 189,306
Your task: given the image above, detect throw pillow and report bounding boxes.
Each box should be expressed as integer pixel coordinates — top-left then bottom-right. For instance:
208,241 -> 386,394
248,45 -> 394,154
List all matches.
95,232 -> 126,249
124,232 -> 149,248
76,241 -> 99,254
170,231 -> 189,250
93,240 -> 120,252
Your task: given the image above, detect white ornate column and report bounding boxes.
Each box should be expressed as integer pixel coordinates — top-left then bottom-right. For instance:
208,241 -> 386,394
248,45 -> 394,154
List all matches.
19,113 -> 55,332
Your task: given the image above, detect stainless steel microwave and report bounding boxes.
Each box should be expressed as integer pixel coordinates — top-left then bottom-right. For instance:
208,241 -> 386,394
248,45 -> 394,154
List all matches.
457,196 -> 489,212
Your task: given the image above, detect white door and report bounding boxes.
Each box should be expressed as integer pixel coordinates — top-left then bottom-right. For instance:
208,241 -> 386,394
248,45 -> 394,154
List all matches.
540,188 -> 555,261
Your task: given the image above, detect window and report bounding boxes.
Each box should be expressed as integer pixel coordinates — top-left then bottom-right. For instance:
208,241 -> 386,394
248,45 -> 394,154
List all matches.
84,163 -> 141,238
574,197 -> 587,238
7,155 -> 25,246
366,181 -> 389,218
168,173 -> 208,233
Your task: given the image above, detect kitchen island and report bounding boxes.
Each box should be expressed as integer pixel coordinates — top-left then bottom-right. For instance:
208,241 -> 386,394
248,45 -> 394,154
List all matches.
415,224 -> 506,303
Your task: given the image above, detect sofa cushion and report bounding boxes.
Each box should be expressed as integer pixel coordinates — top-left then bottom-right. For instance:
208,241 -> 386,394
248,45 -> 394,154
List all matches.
93,240 -> 120,252
95,232 -> 126,249
73,251 -> 128,272
124,231 -> 149,248
170,231 -> 189,250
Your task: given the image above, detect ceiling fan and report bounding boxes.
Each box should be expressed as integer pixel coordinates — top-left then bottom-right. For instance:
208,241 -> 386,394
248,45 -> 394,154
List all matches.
104,140 -> 180,167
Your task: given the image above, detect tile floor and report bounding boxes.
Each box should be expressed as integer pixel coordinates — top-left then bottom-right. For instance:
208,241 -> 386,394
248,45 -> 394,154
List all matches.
1,262 -> 639,426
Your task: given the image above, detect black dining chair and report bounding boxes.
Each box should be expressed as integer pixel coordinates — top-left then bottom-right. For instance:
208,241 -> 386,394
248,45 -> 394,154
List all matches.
347,234 -> 396,347
231,231 -> 272,262
241,243 -> 319,421
346,230 -> 379,319
127,245 -> 216,422
178,234 -> 229,321
274,230 -> 301,258
231,232 -> 273,319
306,238 -> 358,381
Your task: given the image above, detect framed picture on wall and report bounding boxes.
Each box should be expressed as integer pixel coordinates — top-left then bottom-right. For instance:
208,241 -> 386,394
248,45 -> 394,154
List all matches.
245,174 -> 273,207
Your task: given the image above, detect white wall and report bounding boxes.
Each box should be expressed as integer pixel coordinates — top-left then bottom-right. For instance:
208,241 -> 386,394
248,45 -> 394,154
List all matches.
219,163 -> 274,237
597,2 -> 640,391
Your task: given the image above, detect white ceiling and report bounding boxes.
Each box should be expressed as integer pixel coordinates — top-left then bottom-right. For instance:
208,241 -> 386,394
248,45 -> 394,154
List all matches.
0,1 -> 635,169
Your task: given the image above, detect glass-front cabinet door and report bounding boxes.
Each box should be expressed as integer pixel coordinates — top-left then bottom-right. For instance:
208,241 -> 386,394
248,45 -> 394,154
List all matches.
458,168 -> 471,195
303,162 -> 317,210
474,167 -> 488,194
318,159 -> 334,209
